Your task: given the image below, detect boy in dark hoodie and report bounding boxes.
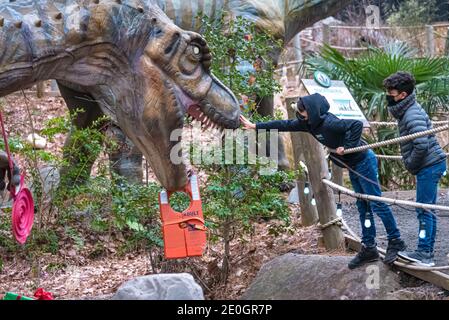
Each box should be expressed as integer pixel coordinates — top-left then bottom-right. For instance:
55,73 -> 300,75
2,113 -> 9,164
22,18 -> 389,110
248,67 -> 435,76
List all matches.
240,93 -> 406,269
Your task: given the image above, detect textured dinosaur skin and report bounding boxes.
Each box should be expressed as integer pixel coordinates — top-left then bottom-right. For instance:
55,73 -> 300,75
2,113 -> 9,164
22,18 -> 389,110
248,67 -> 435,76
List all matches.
159,0 -> 354,61
160,0 -> 355,173
0,0 -> 240,191
56,0 -> 353,185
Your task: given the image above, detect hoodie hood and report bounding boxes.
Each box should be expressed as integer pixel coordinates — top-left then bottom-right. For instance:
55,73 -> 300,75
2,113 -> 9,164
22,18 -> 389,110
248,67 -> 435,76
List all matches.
299,93 -> 330,129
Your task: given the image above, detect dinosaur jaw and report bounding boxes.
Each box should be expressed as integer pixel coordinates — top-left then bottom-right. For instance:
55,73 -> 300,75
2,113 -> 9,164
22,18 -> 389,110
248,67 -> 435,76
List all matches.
172,83 -> 235,132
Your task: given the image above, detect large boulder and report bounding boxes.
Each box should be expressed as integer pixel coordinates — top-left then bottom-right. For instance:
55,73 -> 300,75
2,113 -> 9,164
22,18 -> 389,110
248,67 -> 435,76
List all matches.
112,273 -> 204,300
242,254 -> 406,300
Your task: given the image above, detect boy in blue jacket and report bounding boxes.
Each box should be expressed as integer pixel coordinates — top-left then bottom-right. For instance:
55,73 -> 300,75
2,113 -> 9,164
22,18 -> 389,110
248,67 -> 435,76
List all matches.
385,71 -> 446,267
240,93 -> 405,269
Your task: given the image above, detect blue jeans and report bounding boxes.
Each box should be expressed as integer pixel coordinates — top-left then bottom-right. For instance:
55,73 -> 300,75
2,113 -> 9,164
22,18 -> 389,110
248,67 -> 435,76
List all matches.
415,160 -> 446,253
348,150 -> 401,247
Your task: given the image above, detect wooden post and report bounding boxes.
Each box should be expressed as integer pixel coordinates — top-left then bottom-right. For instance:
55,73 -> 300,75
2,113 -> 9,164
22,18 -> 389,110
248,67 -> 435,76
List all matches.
426,25 -> 435,57
445,27 -> 449,56
331,162 -> 344,187
302,133 -> 344,249
36,81 -> 45,98
286,97 -> 318,226
50,80 -> 60,96
322,24 -> 330,45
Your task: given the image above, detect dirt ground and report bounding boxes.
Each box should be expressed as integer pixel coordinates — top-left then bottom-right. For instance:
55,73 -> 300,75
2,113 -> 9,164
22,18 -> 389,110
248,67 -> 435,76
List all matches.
1,85 -> 449,300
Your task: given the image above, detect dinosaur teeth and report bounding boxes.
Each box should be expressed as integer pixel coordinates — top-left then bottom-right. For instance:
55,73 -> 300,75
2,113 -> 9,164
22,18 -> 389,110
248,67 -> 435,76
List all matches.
35,20 -> 42,27
0,18 -> 4,27
54,12 -> 62,20
14,21 -> 22,28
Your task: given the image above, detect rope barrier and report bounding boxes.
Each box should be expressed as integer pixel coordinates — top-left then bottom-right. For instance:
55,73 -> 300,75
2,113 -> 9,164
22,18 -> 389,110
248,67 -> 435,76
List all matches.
375,153 -> 449,160
299,37 -> 369,51
369,121 -> 449,126
322,179 -> 449,271
322,178 -> 449,212
318,217 -> 343,230
329,124 -> 449,155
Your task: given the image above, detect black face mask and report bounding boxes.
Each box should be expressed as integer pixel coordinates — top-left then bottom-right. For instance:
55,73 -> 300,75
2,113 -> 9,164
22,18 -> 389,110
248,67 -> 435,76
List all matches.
296,112 -> 306,120
386,95 -> 399,106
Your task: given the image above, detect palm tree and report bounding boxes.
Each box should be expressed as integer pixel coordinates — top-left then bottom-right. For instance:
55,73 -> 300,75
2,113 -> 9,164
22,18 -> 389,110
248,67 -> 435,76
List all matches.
306,42 -> 449,119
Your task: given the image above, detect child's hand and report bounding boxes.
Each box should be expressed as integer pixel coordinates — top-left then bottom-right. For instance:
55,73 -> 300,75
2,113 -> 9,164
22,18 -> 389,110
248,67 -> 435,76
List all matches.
336,147 -> 345,156
240,115 -> 256,129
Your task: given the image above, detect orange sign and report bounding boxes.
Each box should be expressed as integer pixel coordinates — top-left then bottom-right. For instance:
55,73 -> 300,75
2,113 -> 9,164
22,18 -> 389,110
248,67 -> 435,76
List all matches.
158,175 -> 207,259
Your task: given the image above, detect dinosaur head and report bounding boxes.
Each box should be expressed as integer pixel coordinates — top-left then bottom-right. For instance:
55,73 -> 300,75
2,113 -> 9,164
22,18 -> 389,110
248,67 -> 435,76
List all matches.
128,15 -> 240,191
0,2 -> 240,192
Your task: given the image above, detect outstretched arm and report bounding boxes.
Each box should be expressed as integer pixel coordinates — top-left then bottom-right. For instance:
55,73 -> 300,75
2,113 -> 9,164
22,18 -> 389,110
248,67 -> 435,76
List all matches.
240,115 -> 308,132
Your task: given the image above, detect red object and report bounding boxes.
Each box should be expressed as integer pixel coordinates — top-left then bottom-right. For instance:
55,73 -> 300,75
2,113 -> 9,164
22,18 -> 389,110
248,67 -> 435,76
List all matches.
11,175 -> 35,244
34,288 -> 54,300
158,174 -> 207,259
0,112 -> 35,244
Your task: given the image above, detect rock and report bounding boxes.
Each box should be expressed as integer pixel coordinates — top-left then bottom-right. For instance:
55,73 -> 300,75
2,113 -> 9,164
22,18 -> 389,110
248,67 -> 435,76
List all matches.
242,254 -> 408,300
26,133 -> 47,149
112,273 -> 204,300
30,166 -> 60,195
287,186 -> 299,204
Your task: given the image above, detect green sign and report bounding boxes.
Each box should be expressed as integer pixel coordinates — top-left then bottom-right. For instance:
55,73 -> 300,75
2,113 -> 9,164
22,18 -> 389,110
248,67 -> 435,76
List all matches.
314,71 -> 332,88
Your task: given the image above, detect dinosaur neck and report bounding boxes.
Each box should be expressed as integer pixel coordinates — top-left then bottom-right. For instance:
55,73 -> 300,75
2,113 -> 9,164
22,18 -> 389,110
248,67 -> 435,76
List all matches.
283,0 -> 353,44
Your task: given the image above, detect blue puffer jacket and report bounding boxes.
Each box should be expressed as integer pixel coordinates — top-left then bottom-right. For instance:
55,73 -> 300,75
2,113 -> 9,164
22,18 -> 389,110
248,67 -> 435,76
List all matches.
388,92 -> 446,175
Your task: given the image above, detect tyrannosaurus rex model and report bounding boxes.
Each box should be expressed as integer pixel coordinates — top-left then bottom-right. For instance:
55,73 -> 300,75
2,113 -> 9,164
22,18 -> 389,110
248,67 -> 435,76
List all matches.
55,0 -> 353,185
0,0 -> 240,192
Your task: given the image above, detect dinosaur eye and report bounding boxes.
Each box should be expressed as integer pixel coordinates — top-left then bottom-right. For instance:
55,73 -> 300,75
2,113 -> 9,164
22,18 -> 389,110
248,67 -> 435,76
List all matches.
188,44 -> 201,61
193,46 -> 200,55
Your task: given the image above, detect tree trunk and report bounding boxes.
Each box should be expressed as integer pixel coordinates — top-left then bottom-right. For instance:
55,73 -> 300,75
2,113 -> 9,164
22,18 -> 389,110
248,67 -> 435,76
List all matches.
322,24 -> 330,45
286,88 -> 344,250
221,219 -> 231,284
36,81 -> 45,98
445,27 -> 449,56
286,97 -> 318,226
426,25 -> 435,57
331,162 -> 344,187
301,131 -> 345,250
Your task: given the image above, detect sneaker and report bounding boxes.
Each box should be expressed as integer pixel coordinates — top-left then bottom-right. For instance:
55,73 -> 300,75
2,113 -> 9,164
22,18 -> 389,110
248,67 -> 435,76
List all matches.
383,238 -> 407,264
348,245 -> 380,269
397,250 -> 435,267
